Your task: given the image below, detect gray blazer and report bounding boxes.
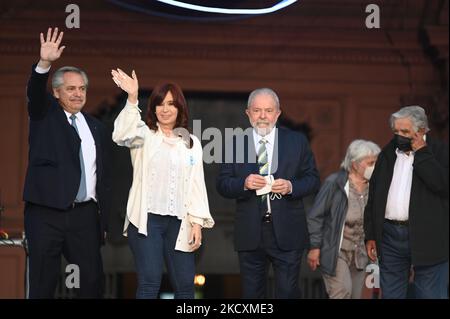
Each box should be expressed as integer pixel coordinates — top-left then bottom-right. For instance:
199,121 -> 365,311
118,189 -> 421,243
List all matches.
307,169 -> 350,276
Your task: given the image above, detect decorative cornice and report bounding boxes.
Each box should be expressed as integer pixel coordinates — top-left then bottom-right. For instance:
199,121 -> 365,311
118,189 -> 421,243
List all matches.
0,40 -> 430,65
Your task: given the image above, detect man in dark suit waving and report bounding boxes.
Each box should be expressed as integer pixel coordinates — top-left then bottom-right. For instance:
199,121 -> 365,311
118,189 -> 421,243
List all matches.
24,27 -> 111,298
216,88 -> 320,298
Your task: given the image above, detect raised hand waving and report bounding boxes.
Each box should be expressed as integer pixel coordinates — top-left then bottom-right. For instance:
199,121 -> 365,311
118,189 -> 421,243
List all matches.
111,68 -> 139,104
38,27 -> 65,68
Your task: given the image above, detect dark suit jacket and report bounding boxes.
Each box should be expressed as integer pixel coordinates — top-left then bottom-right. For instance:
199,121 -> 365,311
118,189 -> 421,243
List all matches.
364,136 -> 449,266
216,127 -> 320,251
23,64 -> 111,233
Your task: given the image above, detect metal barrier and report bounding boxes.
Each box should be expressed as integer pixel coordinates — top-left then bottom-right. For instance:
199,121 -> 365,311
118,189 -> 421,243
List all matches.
0,235 -> 29,299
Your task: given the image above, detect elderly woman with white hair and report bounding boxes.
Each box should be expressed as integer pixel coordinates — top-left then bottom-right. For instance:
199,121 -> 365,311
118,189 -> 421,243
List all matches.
306,139 -> 381,299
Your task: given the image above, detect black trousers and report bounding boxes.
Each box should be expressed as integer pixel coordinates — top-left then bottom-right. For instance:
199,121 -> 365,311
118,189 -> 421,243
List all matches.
24,201 -> 104,298
238,222 -> 304,299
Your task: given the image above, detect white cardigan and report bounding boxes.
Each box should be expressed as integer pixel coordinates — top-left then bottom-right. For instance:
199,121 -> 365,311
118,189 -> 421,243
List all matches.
112,100 -> 214,252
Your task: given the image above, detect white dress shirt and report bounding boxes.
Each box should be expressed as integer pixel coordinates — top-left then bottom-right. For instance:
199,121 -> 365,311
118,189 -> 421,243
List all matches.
385,148 -> 414,221
64,110 -> 97,202
35,65 -> 51,74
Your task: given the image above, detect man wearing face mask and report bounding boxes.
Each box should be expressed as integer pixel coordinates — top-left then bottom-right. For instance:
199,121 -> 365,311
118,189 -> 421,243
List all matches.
217,88 -> 320,298
364,106 -> 449,299
306,140 -> 380,298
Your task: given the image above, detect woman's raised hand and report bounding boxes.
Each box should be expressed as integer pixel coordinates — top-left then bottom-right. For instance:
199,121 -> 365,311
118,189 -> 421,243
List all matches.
111,68 -> 139,104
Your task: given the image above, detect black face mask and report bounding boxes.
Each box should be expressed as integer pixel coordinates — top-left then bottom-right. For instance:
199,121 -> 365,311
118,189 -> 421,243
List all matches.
394,134 -> 413,152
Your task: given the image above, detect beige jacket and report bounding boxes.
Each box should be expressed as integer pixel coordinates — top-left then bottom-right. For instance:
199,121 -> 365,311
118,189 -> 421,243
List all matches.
112,101 -> 214,252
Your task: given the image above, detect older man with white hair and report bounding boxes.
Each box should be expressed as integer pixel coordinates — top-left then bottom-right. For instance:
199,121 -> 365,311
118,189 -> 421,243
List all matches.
364,106 -> 449,299
217,88 -> 320,298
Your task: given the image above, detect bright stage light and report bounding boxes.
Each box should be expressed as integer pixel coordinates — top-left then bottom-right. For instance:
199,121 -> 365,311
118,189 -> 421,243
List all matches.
156,0 -> 298,15
194,274 -> 206,286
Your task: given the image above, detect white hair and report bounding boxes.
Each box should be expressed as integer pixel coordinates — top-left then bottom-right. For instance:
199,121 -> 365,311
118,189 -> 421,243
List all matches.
52,66 -> 89,89
247,88 -> 280,110
389,105 -> 430,133
340,139 -> 381,172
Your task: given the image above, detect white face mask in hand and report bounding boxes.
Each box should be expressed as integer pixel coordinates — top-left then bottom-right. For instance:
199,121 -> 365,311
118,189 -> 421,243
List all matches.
256,175 -> 274,196
364,165 -> 375,180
